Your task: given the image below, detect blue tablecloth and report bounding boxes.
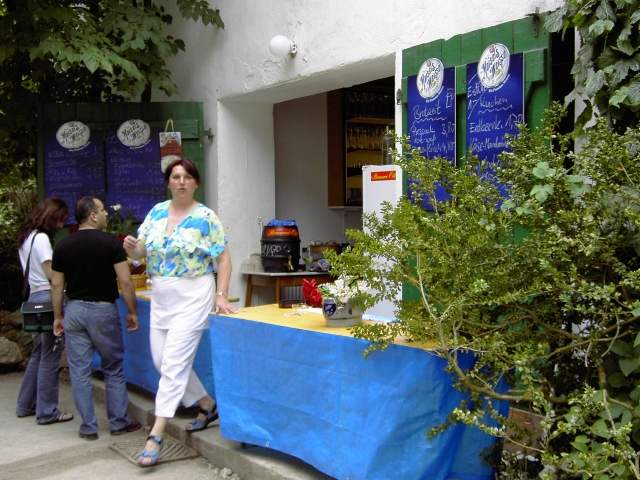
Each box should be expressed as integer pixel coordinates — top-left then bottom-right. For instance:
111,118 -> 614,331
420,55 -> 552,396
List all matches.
110,298 -> 506,480
210,313 -> 507,480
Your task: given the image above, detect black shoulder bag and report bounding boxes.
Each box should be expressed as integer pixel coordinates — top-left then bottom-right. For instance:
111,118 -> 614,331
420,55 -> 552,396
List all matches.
20,232 -> 55,332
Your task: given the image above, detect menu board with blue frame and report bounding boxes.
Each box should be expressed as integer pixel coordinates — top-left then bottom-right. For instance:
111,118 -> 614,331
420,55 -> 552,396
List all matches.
407,65 -> 456,208
407,68 -> 456,162
105,126 -> 165,222
44,122 -> 105,222
44,119 -> 166,224
466,52 -> 524,164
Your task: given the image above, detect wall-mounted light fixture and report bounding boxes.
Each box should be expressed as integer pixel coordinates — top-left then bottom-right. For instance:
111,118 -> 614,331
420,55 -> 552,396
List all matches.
269,35 -> 297,58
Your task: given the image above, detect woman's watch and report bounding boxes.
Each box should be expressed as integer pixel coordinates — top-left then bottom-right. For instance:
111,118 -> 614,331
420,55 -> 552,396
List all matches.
216,291 -> 226,298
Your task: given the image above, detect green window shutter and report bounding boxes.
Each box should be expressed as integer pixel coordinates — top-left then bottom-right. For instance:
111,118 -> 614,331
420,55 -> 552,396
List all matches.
400,15 -> 556,302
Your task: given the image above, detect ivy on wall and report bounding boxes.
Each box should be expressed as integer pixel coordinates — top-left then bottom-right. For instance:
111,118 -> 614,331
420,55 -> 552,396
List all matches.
545,0 -> 640,132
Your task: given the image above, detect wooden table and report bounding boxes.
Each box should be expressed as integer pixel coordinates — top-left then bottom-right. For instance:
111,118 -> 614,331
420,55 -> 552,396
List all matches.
242,270 -> 331,307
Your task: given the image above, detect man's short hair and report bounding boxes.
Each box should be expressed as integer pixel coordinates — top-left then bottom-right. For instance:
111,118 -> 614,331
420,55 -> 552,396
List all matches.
75,196 -> 98,224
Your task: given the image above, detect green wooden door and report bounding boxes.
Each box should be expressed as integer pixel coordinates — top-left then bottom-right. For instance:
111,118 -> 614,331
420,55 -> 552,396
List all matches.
37,101 -> 206,203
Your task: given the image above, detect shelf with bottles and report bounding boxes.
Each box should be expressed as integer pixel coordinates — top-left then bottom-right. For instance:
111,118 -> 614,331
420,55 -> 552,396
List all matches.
326,80 -> 395,208
346,150 -> 381,172
346,124 -> 392,152
346,116 -> 394,126
344,135 -> 386,207
344,150 -> 383,206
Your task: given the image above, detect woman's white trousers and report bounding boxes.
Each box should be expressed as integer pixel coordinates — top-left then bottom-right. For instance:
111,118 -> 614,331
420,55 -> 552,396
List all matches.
149,275 -> 214,418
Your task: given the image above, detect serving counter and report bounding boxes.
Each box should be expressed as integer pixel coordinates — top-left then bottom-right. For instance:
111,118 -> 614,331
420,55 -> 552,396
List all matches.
113,296 -> 506,480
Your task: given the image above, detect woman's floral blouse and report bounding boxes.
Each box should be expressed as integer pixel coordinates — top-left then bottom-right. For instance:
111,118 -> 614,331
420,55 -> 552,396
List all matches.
138,200 -> 226,277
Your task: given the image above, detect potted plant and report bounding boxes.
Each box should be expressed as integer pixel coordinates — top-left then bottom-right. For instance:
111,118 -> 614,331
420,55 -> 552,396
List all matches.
318,275 -> 369,327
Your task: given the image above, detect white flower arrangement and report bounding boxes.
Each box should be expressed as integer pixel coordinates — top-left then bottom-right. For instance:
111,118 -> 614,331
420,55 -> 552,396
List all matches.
319,275 -> 369,306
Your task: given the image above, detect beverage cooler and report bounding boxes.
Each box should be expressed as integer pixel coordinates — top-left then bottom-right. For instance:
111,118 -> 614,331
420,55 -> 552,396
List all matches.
362,164 -> 403,322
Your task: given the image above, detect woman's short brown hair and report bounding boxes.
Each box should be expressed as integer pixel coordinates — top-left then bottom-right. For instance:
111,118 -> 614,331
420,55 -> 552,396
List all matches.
164,158 -> 200,185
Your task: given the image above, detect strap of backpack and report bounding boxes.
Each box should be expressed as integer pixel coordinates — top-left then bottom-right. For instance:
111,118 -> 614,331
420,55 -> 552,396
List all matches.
22,232 -> 38,302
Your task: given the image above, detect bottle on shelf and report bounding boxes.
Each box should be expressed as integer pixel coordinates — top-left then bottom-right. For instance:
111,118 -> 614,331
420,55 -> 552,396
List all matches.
382,126 -> 394,165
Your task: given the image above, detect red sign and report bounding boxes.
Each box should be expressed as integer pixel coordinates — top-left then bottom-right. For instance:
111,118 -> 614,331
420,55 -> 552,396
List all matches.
371,170 -> 396,181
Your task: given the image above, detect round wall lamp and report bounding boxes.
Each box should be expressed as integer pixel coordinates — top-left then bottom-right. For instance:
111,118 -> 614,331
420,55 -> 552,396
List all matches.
269,35 -> 297,58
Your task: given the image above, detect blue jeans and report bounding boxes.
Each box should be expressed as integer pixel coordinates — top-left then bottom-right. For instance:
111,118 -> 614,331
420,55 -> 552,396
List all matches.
64,300 -> 132,435
16,290 -> 64,423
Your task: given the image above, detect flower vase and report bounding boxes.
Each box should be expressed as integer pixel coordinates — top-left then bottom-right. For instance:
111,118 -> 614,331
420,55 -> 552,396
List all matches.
322,299 -> 362,328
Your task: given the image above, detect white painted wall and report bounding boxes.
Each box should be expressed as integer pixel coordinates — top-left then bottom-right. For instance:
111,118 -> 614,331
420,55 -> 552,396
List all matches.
159,0 -> 563,301
216,101 -> 275,256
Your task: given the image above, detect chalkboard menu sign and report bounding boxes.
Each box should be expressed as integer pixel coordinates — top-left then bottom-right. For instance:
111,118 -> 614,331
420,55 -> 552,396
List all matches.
407,67 -> 456,161
466,49 -> 524,164
44,118 -> 166,224
407,60 -> 456,209
105,120 -> 164,221
44,121 -> 105,221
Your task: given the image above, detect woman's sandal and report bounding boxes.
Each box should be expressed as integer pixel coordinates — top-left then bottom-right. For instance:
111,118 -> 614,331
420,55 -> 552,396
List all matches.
185,405 -> 219,433
136,434 -> 163,467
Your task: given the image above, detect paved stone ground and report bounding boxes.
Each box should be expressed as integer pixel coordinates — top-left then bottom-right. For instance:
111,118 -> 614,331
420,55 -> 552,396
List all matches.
0,371 -> 240,480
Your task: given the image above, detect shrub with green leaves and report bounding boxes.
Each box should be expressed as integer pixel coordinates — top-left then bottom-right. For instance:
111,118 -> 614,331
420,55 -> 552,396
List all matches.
326,104 -> 640,478
0,169 -> 36,311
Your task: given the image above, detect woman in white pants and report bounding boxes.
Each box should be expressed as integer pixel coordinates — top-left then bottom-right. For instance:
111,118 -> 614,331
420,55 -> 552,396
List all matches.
124,158 -> 236,467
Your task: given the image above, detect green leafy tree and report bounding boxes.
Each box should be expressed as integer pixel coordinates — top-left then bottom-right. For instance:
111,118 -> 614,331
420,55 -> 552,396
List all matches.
0,0 -> 223,310
0,174 -> 37,310
0,0 -> 223,178
0,0 -> 223,104
327,105 -> 640,478
330,4 -> 640,474
544,0 -> 640,132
